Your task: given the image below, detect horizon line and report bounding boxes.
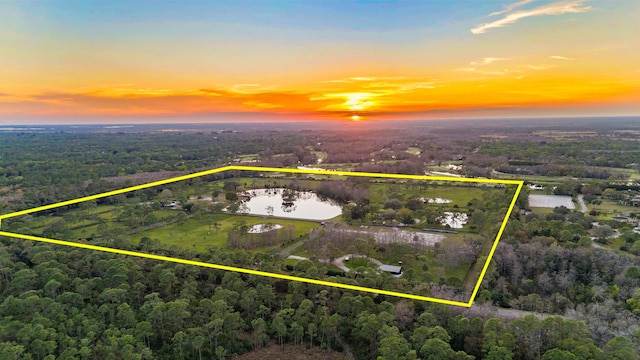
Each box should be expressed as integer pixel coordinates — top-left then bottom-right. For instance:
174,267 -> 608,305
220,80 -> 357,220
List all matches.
1,114 -> 639,126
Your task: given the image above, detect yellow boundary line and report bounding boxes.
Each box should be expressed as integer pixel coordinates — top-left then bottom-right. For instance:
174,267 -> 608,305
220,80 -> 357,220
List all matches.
0,231 -> 468,306
0,165 -> 523,307
466,181 -> 523,306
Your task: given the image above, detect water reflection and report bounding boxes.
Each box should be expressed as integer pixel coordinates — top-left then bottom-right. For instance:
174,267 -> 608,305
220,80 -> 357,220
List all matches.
439,212 -> 468,228
236,188 -> 342,220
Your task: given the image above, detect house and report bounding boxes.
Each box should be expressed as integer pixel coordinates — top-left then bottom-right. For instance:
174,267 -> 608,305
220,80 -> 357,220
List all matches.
631,195 -> 640,207
379,264 -> 403,277
161,200 -> 180,209
612,215 -> 631,223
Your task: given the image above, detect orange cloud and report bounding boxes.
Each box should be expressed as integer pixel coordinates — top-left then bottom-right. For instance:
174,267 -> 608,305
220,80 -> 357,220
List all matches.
0,71 -> 637,121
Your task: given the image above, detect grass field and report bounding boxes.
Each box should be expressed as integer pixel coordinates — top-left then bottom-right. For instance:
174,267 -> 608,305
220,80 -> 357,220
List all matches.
201,175 -> 494,214
491,172 -> 568,184
491,167 -> 640,183
14,174 -> 506,294
530,207 -> 555,215
367,182 -> 491,207
591,200 -> 635,220
312,151 -> 328,160
238,153 -> 259,161
135,213 -> 319,251
343,257 -> 377,270
593,167 -> 640,181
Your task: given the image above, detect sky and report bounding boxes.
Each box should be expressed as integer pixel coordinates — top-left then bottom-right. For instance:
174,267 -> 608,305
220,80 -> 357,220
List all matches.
0,0 -> 639,123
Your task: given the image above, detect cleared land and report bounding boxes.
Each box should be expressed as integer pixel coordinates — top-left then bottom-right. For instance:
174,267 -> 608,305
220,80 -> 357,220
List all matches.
135,214 -> 318,251
337,227 -> 445,247
3,167 -> 518,305
528,194 -> 575,209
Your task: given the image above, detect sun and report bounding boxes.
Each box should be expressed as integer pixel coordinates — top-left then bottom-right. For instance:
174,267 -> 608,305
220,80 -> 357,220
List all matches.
351,115 -> 361,121
344,92 -> 375,111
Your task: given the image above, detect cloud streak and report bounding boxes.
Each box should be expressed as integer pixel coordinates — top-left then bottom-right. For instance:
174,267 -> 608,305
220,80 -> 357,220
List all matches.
487,0 -> 536,17
471,0 -> 592,35
470,57 -> 512,65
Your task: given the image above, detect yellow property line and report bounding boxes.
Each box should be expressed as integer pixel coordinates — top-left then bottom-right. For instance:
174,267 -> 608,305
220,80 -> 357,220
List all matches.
466,181 -> 523,306
0,231 -> 470,307
0,165 -> 233,220
0,165 -> 521,220
0,165 -> 523,307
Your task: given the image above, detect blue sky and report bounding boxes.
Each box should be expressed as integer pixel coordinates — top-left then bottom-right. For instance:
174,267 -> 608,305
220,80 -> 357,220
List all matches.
1,0 -> 638,123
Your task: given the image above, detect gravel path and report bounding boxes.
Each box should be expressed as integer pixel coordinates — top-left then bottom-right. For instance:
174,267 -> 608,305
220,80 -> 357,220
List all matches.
288,253 -> 384,273
577,194 -> 588,213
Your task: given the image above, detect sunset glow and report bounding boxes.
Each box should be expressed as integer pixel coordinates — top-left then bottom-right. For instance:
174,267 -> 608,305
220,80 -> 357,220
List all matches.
0,0 -> 638,123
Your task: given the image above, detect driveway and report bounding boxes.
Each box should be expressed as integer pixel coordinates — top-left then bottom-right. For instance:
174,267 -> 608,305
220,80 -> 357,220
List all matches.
577,194 -> 587,213
287,253 -> 384,273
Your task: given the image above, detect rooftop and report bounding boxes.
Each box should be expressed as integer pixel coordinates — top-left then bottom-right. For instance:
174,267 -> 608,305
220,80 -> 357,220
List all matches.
379,265 -> 403,274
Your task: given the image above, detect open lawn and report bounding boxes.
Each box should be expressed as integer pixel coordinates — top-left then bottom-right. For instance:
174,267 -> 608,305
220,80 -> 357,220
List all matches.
530,207 -> 554,215
491,172 -> 570,184
312,151 -> 328,159
492,167 -> 640,183
447,263 -> 472,283
368,182 -> 491,208
135,213 -> 319,252
199,175 -> 495,212
589,166 -> 640,181
344,257 -> 376,270
21,204 -> 122,236
238,153 -> 259,161
592,200 -> 635,220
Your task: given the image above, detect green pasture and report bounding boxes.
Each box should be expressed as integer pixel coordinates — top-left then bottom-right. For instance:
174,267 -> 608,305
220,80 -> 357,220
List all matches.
312,151 -> 328,159
530,207 -> 555,215
367,182 -> 491,208
592,200 -> 635,220
344,257 -> 377,270
134,213 -> 319,252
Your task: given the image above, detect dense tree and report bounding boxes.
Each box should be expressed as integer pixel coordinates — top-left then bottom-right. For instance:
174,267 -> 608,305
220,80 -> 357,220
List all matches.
3,125 -> 640,360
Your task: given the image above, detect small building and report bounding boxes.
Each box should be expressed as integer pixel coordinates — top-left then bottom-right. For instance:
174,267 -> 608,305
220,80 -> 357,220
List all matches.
379,264 -> 403,276
611,215 -> 629,222
161,200 -> 180,209
631,196 -> 640,207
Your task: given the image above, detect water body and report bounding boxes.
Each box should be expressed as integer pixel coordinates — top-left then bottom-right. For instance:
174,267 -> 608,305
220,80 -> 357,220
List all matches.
247,224 -> 283,233
235,188 -> 343,220
419,197 -> 453,204
439,212 -> 468,228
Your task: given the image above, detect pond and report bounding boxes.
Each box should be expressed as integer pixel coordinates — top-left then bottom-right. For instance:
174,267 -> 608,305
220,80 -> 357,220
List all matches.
230,188 -> 343,220
247,223 -> 283,233
419,197 -> 453,204
439,212 -> 468,228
